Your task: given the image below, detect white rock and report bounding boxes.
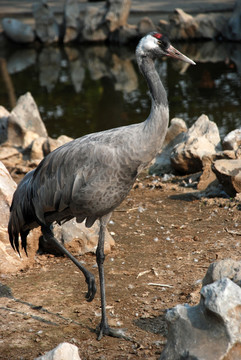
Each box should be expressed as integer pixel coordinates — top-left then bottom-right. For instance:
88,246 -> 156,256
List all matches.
7,92 -> 48,148
149,117 -> 187,175
35,342 -> 81,360
2,18 -> 35,43
212,158 -> 241,196
41,219 -> 115,256
171,114 -> 221,174
223,128 -> 241,151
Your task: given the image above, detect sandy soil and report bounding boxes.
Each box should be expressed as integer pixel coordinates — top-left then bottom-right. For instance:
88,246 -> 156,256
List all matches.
0,173 -> 241,360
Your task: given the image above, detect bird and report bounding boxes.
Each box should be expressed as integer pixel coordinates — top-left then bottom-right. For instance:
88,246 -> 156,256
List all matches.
8,32 -> 195,340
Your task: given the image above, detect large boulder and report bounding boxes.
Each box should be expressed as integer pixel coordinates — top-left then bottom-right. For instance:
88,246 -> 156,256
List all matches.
171,114 -> 222,174
149,118 -> 187,175
7,92 -> 48,148
105,0 -> 131,33
33,0 -> 59,44
0,161 -> 40,274
160,277 -> 241,360
2,18 -> 35,44
79,0 -> 131,42
212,158 -> 241,196
159,8 -> 229,41
63,0 -> 81,43
223,0 -> 241,41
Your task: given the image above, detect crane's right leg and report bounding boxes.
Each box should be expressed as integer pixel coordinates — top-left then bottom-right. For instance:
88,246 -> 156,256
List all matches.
41,225 -> 96,302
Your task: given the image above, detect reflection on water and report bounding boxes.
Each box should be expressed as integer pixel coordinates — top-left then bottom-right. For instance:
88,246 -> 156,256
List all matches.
0,40 -> 240,139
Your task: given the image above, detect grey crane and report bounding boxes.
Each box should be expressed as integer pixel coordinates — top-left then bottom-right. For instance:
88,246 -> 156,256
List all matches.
8,33 -> 195,340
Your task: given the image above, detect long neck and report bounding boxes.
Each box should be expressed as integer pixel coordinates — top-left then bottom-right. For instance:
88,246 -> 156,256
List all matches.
139,55 -> 168,108
137,55 -> 169,161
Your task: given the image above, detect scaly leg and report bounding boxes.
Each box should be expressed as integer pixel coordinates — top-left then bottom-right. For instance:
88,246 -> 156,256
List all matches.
96,214 -> 130,341
41,225 -> 96,302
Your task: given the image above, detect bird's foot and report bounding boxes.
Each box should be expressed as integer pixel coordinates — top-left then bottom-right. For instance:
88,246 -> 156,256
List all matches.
97,323 -> 131,341
85,273 -> 97,302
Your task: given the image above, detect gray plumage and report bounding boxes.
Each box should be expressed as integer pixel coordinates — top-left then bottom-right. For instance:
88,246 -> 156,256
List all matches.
8,32 -> 195,340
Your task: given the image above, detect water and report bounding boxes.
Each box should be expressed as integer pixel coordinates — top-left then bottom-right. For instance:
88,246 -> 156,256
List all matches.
0,40 -> 240,140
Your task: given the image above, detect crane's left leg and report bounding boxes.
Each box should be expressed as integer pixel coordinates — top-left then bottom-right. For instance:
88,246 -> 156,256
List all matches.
97,214 -> 130,341
41,225 -> 96,302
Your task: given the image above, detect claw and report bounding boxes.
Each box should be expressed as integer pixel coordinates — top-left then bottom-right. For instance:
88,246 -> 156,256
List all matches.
97,323 -> 131,341
85,274 -> 97,302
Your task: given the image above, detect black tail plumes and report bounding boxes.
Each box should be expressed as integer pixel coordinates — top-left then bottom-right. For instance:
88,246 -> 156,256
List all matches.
8,170 -> 36,256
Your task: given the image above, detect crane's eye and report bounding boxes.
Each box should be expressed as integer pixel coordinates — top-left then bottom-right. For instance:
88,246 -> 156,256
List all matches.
159,38 -> 168,49
152,33 -> 169,50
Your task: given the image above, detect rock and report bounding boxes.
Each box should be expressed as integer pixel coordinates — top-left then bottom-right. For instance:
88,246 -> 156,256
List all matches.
30,136 -> 47,162
197,154 -> 217,190
203,259 -> 241,288
149,118 -> 187,175
195,12 -> 228,40
33,0 -> 59,44
63,0 -> 81,43
212,159 -> 241,196
223,0 -> 241,41
79,0 -> 131,42
0,106 -> 10,144
111,24 -> 138,44
7,92 -> 48,148
0,161 -> 16,225
2,18 -> 35,44
79,4 -> 108,42
40,218 -> 115,256
160,277 -> 241,360
0,146 -> 20,162
223,128 -> 241,151
105,0 -> 131,33
0,162 -> 40,274
159,8 -> 229,41
31,135 -> 73,163
137,17 -> 156,36
43,135 -> 73,155
171,114 -> 221,174
35,342 -> 81,360
198,150 -> 241,193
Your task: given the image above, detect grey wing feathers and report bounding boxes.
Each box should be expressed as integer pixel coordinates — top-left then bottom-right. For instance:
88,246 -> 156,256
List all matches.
8,135 -> 120,253
8,125 -> 142,254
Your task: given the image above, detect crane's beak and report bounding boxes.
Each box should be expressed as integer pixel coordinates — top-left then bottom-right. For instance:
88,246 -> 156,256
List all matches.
166,45 -> 196,65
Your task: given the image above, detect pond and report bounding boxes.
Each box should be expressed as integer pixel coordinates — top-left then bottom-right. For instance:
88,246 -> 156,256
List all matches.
0,40 -> 240,140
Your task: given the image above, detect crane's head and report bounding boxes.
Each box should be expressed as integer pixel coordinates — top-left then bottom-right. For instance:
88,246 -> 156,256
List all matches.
136,32 -> 196,65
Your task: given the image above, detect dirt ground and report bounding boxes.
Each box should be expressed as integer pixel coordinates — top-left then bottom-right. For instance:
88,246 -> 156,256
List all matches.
0,172 -> 241,360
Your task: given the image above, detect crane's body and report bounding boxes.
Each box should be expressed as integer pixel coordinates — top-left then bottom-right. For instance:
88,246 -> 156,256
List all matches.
8,33 -> 195,340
